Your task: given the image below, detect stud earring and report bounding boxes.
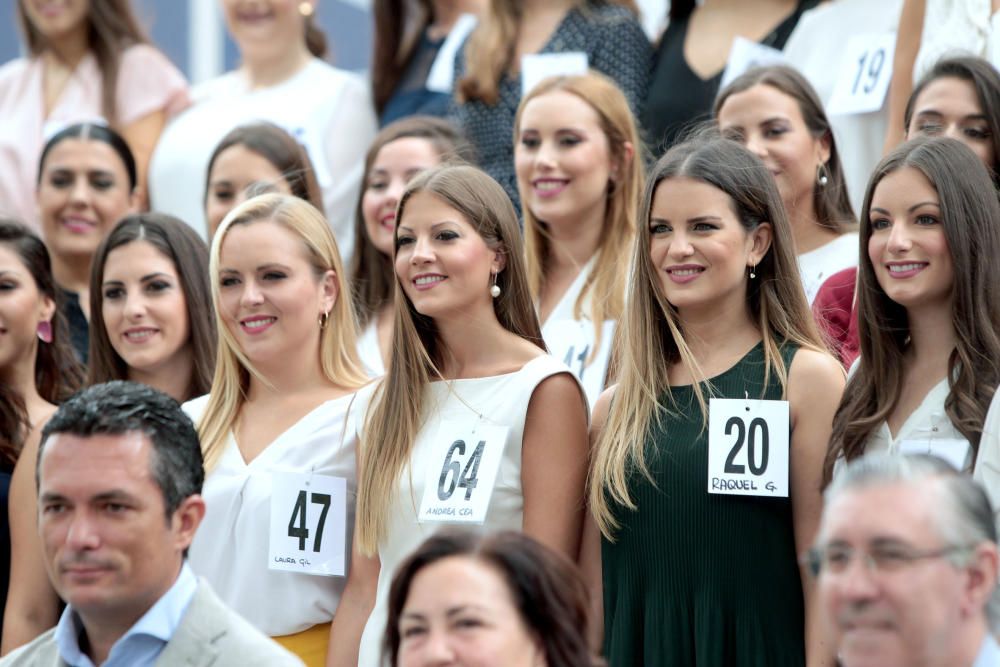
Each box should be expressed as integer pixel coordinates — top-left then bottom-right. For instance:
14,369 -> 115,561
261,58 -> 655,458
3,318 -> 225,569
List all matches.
490,272 -> 501,298
37,320 -> 52,343
298,1 -> 314,16
749,263 -> 757,280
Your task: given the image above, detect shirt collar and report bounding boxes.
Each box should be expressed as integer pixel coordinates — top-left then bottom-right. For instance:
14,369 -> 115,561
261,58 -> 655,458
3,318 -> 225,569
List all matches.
974,632 -> 1000,667
55,562 -> 198,667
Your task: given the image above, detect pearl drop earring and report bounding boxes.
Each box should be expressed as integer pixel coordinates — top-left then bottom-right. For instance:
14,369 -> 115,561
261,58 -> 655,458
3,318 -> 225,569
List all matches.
490,271 -> 501,298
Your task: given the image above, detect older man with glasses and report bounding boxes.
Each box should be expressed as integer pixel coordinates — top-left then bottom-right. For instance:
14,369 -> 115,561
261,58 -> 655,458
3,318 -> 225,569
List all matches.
808,453 -> 1000,667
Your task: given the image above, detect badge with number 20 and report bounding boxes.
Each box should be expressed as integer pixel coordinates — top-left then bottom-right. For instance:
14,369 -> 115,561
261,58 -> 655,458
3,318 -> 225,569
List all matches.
706,398 -> 790,498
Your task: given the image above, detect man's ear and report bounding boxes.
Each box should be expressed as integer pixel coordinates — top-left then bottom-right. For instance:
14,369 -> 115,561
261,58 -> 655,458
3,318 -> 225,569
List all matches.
172,494 -> 206,554
963,543 -> 1000,617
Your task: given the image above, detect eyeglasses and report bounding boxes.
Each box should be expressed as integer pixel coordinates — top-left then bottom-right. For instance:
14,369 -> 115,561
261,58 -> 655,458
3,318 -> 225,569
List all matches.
803,543 -> 974,577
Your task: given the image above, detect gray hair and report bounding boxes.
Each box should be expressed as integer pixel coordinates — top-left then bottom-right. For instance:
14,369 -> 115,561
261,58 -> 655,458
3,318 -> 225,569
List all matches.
825,453 -> 999,629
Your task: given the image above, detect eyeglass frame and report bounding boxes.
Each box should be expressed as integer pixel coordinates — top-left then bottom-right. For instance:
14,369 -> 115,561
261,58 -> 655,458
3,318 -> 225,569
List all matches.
802,542 -> 977,578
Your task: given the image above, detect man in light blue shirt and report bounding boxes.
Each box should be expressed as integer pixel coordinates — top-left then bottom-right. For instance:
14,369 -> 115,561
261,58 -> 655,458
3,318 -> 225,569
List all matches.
1,382 -> 302,667
809,453 -> 1000,667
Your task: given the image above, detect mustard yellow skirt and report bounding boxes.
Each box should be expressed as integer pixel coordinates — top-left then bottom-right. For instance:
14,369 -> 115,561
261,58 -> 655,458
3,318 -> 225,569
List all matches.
274,622 -> 331,667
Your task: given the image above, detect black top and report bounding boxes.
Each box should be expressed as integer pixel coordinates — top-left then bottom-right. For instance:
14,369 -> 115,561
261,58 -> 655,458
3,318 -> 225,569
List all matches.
642,1 -> 818,155
60,288 -> 89,364
381,31 -> 452,127
0,464 -> 10,645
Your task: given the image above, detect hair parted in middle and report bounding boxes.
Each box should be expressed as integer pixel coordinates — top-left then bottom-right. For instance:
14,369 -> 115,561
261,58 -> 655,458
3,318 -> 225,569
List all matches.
355,164 -> 544,553
825,136 -> 1000,484
588,131 -> 826,538
87,213 -> 216,401
198,193 -> 368,471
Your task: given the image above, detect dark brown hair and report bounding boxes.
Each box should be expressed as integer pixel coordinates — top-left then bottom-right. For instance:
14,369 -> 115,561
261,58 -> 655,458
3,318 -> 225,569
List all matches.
371,0 -> 433,114
383,530 -> 601,667
904,56 -> 1000,175
204,122 -> 323,216
825,137 -> 1000,482
351,116 -> 475,328
714,65 -> 857,235
88,214 -> 215,400
38,123 -> 138,191
17,0 -> 148,125
0,221 -> 84,464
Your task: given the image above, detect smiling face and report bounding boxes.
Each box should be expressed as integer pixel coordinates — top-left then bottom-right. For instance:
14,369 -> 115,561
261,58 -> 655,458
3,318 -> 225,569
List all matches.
220,0 -> 312,61
100,240 -> 191,379
37,138 -> 136,267
907,77 -> 996,170
397,556 -> 545,667
817,482 -> 985,667
21,0 -> 90,43
648,177 -> 770,315
515,90 -> 615,231
362,138 -> 444,258
217,219 -> 337,370
205,145 -> 292,237
0,243 -> 55,377
394,191 -> 502,322
866,167 -> 953,312
717,83 -> 830,213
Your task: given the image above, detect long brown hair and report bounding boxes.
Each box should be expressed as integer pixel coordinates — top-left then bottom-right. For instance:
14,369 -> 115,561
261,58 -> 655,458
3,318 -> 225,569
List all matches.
371,0 -> 433,113
515,73 -> 643,357
457,0 -> 638,105
351,117 -> 476,329
825,137 -> 1000,482
17,0 -> 148,125
356,165 -> 543,553
588,133 -> 826,538
714,65 -> 856,235
88,214 -> 216,400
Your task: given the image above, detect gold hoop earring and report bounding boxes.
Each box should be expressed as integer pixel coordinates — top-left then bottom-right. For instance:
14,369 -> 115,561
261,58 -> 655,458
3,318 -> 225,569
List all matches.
318,310 -> 329,329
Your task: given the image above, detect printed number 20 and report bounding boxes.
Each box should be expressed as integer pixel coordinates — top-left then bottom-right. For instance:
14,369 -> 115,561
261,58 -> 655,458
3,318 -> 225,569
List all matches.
438,440 -> 485,501
287,491 -> 332,552
723,416 -> 769,476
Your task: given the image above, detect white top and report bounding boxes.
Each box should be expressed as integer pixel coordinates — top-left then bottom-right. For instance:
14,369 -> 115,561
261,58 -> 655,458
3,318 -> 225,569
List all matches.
782,0 -> 903,213
914,0 -> 999,83
539,258 -> 615,410
356,355 -> 575,666
358,321 -> 385,378
182,392 -> 361,637
797,233 -> 859,305
972,387 -> 1000,533
148,58 -> 376,259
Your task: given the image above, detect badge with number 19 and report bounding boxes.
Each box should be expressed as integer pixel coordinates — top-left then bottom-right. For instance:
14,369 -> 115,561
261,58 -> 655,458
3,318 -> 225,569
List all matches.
707,398 -> 789,498
268,472 -> 347,576
827,33 -> 896,115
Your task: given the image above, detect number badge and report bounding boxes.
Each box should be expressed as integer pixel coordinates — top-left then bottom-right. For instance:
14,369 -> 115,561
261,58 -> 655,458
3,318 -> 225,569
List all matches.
268,472 -> 348,576
827,33 -> 896,115
544,319 -> 615,408
707,398 -> 790,498
418,422 -> 510,524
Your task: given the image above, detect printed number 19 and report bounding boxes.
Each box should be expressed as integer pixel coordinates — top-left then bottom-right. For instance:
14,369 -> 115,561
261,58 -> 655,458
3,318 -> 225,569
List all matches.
438,440 -> 485,501
852,47 -> 885,95
287,491 -> 332,552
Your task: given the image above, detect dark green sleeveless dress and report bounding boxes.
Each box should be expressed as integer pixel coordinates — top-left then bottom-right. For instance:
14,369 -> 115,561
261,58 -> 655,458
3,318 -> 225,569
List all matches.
602,342 -> 805,667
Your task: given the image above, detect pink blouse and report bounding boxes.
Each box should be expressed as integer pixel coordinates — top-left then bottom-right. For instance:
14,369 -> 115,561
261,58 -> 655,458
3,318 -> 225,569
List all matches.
0,44 -> 188,231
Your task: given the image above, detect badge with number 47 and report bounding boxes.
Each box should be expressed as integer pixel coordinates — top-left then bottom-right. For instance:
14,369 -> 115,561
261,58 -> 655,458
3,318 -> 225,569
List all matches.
268,472 -> 347,576
707,398 -> 789,498
418,421 -> 509,524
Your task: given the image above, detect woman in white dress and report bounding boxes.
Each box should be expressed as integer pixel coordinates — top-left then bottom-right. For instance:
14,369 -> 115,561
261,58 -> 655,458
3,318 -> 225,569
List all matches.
328,165 -> 589,667
715,65 -> 858,305
350,117 -> 475,375
148,0 -> 376,251
514,73 -> 643,408
183,193 -> 368,666
825,137 -> 1000,484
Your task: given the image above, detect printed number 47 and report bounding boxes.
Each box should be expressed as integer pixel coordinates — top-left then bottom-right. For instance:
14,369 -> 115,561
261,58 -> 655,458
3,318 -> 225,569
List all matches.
287,491 -> 332,552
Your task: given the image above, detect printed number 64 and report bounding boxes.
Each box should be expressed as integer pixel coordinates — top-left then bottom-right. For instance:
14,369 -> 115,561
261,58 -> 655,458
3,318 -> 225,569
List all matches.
438,439 -> 485,501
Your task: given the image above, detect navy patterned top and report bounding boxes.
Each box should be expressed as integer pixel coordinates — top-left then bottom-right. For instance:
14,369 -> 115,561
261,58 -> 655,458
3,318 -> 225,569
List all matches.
451,4 -> 651,214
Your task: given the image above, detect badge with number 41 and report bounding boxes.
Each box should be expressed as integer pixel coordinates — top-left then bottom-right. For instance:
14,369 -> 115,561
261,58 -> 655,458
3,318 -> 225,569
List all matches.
418,421 -> 509,524
268,472 -> 347,576
707,398 -> 789,498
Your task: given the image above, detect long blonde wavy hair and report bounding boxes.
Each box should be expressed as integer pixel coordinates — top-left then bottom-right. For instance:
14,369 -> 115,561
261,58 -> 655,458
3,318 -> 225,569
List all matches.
515,73 -> 643,362
588,134 -> 827,539
198,194 -> 368,471
356,165 -> 544,554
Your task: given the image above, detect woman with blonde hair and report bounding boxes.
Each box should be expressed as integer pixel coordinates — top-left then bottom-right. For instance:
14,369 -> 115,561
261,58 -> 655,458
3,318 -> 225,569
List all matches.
582,133 -> 843,665
327,164 -> 589,666
514,72 -> 642,406
183,193 -> 368,666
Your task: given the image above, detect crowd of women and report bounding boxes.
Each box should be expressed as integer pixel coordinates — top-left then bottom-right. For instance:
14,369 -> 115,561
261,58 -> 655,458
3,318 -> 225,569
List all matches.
4,0 -> 1000,666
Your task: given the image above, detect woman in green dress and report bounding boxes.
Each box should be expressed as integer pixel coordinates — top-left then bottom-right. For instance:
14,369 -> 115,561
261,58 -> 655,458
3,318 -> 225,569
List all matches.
581,132 -> 844,666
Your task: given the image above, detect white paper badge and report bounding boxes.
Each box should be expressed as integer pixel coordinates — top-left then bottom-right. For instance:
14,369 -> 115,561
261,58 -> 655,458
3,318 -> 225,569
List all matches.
418,421 -> 510,524
268,472 -> 347,576
707,398 -> 790,498
827,33 -> 896,115
426,13 -> 479,94
521,52 -> 589,97
719,37 -> 786,89
899,438 -> 972,472
543,319 -> 615,409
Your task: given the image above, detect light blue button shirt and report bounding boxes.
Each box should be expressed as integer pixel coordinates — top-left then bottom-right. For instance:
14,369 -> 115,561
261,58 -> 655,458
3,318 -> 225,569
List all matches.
975,633 -> 1000,667
55,562 -> 198,667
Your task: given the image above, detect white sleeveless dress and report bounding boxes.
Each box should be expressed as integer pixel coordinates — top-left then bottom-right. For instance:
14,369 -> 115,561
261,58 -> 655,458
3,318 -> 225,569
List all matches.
356,355 -> 575,666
